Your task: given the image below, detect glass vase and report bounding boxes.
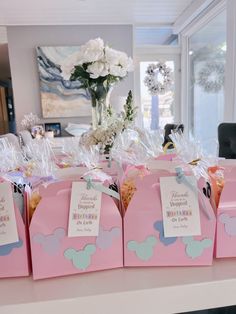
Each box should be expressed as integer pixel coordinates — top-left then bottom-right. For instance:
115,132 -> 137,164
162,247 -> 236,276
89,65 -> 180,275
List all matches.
90,89 -> 112,130
91,97 -> 106,130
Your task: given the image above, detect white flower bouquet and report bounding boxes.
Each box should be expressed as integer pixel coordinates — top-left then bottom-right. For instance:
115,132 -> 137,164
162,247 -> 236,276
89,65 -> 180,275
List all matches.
80,91 -> 137,154
61,38 -> 133,129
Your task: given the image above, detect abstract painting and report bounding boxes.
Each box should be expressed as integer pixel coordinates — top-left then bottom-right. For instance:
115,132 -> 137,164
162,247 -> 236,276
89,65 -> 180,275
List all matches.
36,46 -> 91,118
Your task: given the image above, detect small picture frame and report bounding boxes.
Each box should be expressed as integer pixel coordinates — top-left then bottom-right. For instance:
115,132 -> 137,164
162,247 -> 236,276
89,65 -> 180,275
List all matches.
44,122 -> 61,137
31,124 -> 45,138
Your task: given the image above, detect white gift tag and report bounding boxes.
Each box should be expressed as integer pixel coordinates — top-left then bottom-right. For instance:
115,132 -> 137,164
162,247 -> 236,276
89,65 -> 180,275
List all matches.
160,176 -> 201,237
0,182 -> 19,246
68,182 -> 102,237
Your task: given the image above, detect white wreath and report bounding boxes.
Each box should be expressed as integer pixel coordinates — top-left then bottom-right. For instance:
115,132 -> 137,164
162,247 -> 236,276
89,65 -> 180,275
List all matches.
144,62 -> 173,95
196,61 -> 225,93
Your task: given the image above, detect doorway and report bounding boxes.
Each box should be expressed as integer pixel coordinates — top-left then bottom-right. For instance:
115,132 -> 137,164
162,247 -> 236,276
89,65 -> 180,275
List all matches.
0,27 -> 16,135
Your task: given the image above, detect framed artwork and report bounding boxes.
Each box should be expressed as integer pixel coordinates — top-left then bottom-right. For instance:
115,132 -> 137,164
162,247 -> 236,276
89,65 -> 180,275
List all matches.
44,122 -> 61,137
36,46 -> 91,118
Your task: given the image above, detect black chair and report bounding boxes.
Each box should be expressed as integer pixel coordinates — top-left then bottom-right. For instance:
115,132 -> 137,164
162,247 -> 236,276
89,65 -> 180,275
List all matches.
162,123 -> 184,149
218,123 -> 236,159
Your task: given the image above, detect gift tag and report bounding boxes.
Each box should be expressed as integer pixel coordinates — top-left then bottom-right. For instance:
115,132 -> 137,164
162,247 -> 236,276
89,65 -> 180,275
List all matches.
160,176 -> 201,237
0,182 -> 19,246
68,182 -> 102,237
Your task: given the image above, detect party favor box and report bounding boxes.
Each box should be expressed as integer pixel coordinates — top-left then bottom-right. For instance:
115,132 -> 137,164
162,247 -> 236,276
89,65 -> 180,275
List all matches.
0,181 -> 30,278
216,180 -> 236,258
123,173 -> 216,267
29,180 -> 123,280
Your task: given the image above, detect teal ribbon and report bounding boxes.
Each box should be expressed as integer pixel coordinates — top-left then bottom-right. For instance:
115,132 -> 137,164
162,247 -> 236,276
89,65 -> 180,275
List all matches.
175,167 -> 211,220
108,156 -> 112,169
175,167 -> 197,194
84,177 -> 120,201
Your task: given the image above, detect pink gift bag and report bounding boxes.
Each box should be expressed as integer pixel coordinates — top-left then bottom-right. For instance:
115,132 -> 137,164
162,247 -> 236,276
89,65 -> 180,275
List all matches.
123,173 -> 216,267
29,180 -> 123,280
0,180 -> 30,278
216,180 -> 236,258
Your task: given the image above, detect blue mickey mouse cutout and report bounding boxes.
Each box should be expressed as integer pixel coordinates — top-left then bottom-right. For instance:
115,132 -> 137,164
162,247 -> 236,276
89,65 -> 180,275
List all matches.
127,236 -> 157,261
182,237 -> 212,259
64,244 -> 96,270
0,239 -> 23,256
153,220 -> 177,246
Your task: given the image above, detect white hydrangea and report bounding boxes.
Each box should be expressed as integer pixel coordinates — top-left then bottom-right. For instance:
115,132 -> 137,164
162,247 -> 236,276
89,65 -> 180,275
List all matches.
60,38 -> 133,81
79,38 -> 105,64
105,47 -> 133,77
87,61 -> 109,79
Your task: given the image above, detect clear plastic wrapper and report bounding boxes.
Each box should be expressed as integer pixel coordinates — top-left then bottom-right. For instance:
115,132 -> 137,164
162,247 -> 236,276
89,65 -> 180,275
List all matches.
110,128 -> 152,167
140,128 -> 164,158
0,137 -> 25,173
111,129 -> 153,212
51,137 -> 83,168
80,146 -> 112,183
169,131 -> 219,180
169,131 -> 223,211
23,138 -> 57,177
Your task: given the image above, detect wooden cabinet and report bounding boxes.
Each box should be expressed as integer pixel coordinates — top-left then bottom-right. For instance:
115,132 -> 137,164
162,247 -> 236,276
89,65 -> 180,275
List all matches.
0,86 -> 9,134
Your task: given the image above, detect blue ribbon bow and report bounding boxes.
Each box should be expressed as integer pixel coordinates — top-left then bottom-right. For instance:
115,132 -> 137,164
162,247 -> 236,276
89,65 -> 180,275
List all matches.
84,177 -> 120,201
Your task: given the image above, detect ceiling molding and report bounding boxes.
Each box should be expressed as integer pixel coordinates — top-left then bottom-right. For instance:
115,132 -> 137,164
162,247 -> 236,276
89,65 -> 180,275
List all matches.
173,0 -> 215,34
0,0 -> 194,26
134,45 -> 181,56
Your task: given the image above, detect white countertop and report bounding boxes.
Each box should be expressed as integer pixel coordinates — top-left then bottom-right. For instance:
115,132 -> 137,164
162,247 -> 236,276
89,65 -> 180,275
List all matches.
1,259 -> 236,314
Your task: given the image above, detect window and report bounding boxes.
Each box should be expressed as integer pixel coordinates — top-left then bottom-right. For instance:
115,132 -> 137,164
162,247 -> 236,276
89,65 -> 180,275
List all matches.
188,10 -> 226,152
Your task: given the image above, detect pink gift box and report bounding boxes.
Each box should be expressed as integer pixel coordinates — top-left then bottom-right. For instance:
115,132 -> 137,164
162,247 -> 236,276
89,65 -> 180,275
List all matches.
123,173 -> 216,267
222,165 -> 236,182
99,159 -> 121,177
216,180 -> 236,258
29,180 -> 123,280
0,181 -> 30,278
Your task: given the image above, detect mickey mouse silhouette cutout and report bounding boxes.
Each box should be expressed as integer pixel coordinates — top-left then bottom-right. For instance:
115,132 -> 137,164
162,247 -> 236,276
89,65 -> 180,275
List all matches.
203,182 -> 211,199
153,220 -> 177,246
219,214 -> 236,236
127,236 -> 157,261
64,244 -> 96,270
0,239 -> 23,256
182,236 -> 212,259
33,228 -> 66,255
96,226 -> 121,250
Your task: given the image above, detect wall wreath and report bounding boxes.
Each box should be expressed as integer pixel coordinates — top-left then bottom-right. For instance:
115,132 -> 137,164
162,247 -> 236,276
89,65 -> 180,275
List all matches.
196,61 -> 225,93
144,62 -> 173,95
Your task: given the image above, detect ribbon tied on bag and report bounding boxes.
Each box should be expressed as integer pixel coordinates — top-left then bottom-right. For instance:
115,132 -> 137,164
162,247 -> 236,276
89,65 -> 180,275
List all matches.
83,176 -> 120,201
175,167 -> 211,220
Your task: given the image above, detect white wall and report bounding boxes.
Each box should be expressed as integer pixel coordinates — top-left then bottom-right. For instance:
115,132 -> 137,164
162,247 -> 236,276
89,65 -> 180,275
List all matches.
7,25 -> 133,131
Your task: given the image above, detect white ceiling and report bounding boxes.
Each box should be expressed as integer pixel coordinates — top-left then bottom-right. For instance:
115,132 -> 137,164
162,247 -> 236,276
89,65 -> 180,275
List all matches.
0,0 -> 194,26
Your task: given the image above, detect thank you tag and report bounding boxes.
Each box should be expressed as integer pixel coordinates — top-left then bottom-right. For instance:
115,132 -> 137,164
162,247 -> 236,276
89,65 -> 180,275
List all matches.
160,176 -> 201,237
68,182 -> 102,237
0,182 -> 19,245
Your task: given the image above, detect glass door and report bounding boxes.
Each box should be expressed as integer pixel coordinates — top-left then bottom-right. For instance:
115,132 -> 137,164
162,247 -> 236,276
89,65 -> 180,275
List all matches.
188,10 -> 226,152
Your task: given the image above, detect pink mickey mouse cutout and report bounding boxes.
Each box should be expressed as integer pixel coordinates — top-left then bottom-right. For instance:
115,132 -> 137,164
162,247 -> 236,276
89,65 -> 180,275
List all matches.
219,214 -> 236,236
96,226 -> 121,250
33,228 -> 66,255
